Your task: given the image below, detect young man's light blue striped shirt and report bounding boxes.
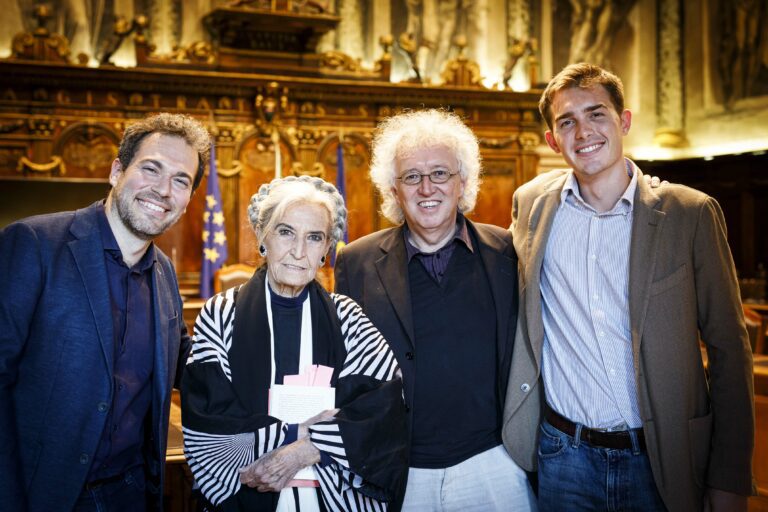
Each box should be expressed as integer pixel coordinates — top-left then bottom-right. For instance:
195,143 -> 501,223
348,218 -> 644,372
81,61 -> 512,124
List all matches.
540,160 -> 643,429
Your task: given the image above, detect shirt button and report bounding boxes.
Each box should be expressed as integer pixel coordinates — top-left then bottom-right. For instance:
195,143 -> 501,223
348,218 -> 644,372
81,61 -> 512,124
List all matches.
79,453 -> 89,464
97,402 -> 108,412
405,352 -> 414,360
520,383 -> 530,393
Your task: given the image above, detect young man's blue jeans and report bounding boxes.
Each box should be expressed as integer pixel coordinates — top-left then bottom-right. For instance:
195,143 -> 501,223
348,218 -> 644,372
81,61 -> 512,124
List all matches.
537,419 -> 667,512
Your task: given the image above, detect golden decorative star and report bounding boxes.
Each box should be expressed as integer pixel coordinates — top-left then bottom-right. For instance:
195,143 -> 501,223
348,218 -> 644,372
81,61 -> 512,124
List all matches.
202,230 -> 210,242
206,194 -> 217,209
203,211 -> 210,222
203,247 -> 220,262
213,212 -> 225,226
214,231 -> 227,245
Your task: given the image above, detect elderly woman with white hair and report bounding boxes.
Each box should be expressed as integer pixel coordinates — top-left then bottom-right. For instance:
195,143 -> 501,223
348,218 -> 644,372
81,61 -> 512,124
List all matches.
182,175 -> 408,511
335,109 -> 536,511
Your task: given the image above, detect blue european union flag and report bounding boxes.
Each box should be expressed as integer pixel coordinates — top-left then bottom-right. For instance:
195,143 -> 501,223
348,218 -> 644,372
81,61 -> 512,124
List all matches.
330,137 -> 348,267
200,143 -> 228,298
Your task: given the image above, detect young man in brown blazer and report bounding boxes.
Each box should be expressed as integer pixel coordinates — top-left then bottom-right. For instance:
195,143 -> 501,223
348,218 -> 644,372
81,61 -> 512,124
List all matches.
502,63 -> 754,511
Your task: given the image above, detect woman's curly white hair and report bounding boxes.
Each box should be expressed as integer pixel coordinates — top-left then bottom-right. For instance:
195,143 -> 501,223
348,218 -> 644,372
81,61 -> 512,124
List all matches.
369,109 -> 482,224
248,175 -> 347,247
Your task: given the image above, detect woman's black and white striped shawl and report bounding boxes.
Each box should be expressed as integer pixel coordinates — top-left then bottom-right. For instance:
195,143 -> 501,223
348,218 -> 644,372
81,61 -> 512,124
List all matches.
181,268 -> 408,511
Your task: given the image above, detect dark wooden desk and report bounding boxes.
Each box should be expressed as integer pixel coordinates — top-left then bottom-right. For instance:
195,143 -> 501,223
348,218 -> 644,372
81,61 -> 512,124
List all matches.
165,391 -> 197,512
754,388 -> 768,512
756,355 -> 768,396
182,298 -> 206,336
167,391 -> 184,463
745,302 -> 768,313
751,355 -> 768,512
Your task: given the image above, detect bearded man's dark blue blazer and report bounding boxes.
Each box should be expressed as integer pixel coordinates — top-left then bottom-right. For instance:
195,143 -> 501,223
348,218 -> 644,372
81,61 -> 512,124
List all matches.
0,201 -> 191,512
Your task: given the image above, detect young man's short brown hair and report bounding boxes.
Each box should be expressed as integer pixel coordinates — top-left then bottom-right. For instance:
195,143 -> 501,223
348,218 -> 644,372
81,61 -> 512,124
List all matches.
539,63 -> 625,130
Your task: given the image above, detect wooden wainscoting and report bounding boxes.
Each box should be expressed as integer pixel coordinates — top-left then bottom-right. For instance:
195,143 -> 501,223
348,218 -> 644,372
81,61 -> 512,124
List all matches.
751,359 -> 768,511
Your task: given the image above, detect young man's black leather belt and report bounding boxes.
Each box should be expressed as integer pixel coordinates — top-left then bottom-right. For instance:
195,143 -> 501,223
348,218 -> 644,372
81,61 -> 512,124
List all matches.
545,409 -> 646,451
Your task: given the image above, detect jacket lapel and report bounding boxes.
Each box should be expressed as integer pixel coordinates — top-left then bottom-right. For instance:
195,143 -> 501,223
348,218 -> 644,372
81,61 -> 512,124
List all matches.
375,227 -> 416,348
471,222 -> 516,367
146,255 -> 175,480
628,170 -> 665,369
68,203 -> 114,377
151,260 -> 171,400
524,178 -> 565,369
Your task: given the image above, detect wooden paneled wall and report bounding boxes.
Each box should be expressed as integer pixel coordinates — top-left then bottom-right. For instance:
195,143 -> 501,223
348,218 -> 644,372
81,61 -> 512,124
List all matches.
0,60 -> 542,292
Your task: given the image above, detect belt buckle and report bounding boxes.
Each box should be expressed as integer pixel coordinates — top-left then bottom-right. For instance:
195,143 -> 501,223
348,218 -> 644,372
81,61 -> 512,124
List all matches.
583,428 -> 599,446
584,427 -> 624,449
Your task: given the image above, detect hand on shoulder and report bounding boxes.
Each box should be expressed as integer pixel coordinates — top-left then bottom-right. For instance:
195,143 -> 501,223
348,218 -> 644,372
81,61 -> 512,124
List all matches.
642,174 -> 669,189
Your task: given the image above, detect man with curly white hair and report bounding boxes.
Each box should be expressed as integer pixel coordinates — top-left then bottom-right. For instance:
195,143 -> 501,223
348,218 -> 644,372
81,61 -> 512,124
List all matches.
334,109 -> 536,511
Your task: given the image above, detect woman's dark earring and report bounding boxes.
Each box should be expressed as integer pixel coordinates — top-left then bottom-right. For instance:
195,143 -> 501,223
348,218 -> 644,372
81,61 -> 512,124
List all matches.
259,245 -> 267,257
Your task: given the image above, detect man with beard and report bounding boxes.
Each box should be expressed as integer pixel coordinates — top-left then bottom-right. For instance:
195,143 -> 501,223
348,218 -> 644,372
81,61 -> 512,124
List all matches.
0,113 -> 210,512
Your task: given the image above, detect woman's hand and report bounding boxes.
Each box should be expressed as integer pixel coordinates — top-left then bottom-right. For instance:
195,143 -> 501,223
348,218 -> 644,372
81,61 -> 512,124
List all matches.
238,437 -> 322,492
238,409 -> 338,492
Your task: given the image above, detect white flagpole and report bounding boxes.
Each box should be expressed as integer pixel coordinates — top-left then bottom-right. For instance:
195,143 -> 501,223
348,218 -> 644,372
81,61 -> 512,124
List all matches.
272,128 -> 282,178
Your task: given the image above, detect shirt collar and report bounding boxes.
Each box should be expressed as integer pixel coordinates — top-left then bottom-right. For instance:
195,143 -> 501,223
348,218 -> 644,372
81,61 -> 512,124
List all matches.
98,202 -> 157,272
404,213 -> 474,261
560,158 -> 638,215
